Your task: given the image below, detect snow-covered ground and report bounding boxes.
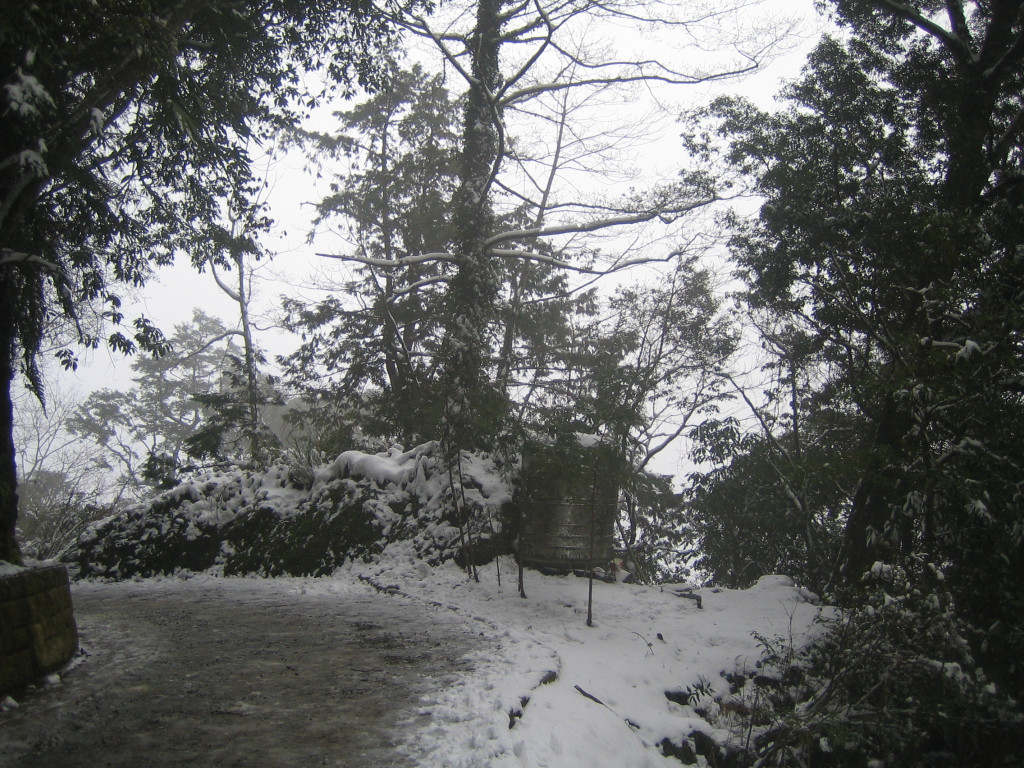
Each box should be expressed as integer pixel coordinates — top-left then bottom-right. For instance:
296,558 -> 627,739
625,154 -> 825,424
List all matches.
316,557 -> 826,767
52,441 -> 828,765
5,555 -> 823,765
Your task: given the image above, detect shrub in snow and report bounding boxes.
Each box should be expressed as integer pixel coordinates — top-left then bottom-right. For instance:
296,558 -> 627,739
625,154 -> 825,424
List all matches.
69,492 -> 225,579
699,560 -> 1024,767
67,443 -> 514,579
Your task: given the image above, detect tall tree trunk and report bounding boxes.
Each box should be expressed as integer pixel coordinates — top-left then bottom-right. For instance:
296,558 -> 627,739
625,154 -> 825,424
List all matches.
0,274 -> 23,565
833,393 -> 907,584
235,250 -> 262,464
440,0 -> 506,454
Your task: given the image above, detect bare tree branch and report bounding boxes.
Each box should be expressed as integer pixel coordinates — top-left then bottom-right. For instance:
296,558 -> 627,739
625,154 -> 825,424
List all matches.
872,0 -> 972,60
483,197 -> 716,247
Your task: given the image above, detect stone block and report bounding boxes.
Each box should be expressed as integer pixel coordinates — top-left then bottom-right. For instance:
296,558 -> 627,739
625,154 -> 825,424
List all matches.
38,607 -> 75,646
0,565 -> 78,695
0,595 -> 32,631
37,566 -> 69,591
0,570 -> 28,601
0,623 -> 31,655
28,585 -> 73,624
29,620 -> 77,672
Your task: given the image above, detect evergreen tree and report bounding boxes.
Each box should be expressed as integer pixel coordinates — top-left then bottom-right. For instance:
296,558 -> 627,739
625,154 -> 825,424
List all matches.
689,0 -> 1024,718
68,311 -> 274,494
285,62 -> 603,448
334,0 -> 787,463
685,406 -> 862,591
0,0 -> 398,563
282,63 -> 460,443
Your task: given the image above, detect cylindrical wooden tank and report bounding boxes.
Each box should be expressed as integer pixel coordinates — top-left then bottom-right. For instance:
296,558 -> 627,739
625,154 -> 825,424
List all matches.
519,438 -> 620,572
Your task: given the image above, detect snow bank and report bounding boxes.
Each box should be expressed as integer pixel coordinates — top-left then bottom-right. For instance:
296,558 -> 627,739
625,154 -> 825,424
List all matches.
333,558 -> 828,767
316,442 -> 512,508
0,560 -> 27,577
318,445 -> 428,487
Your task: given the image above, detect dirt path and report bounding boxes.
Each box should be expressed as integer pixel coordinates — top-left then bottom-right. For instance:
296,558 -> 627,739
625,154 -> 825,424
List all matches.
0,577 -> 486,767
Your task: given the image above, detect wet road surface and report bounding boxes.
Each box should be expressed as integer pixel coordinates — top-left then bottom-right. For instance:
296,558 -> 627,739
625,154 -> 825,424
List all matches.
0,578 -> 483,767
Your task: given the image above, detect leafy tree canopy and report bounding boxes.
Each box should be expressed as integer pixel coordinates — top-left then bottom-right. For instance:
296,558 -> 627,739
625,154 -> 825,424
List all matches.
68,310 -> 267,493
686,0 -> 1024,701
0,0 -> 402,562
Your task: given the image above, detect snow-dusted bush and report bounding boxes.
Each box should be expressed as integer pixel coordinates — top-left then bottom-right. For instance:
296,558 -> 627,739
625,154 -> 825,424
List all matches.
698,560 -> 1024,767
68,443 -> 514,579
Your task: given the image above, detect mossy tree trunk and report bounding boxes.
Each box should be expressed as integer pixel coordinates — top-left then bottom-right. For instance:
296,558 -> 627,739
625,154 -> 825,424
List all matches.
439,0 -> 508,456
0,279 -> 23,565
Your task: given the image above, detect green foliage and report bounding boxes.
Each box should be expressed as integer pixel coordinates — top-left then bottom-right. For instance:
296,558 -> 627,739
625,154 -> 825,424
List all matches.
69,443 -> 514,578
685,404 -> 863,592
274,392 -> 374,460
0,0 -> 400,562
219,484 -> 386,577
70,494 -> 227,579
282,63 -> 460,444
282,60 -> 613,454
505,258 -> 737,582
666,5 -> 1024,764
1,0 -> 394,383
715,562 -> 1024,767
528,258 -> 733,452
685,0 -> 1024,698
68,310 -> 276,494
687,435 -> 811,589
616,470 -> 690,584
185,351 -> 283,467
67,470 -> 388,579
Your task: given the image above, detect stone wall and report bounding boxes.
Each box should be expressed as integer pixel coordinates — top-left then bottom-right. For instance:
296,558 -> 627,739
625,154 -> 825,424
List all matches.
0,565 -> 78,695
